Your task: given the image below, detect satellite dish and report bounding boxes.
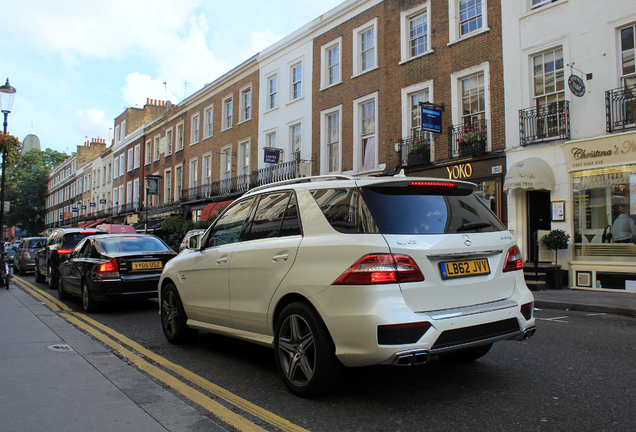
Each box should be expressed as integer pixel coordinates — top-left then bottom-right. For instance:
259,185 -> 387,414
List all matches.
166,100 -> 173,110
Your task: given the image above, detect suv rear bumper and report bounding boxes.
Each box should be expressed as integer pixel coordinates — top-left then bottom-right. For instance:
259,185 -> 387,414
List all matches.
311,278 -> 535,367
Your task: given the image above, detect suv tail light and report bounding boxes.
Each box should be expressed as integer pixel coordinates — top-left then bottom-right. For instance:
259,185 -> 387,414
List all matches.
24,252 -> 31,259
503,245 -> 523,272
97,257 -> 120,279
333,254 -> 424,285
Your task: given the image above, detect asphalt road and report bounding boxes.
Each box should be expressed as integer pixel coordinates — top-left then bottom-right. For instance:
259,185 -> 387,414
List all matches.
22,274 -> 636,432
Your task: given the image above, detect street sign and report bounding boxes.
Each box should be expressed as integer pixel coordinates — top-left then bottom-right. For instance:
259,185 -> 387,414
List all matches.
100,199 -> 106,204
72,207 -> 78,213
90,202 -> 96,207
3,201 -> 9,212
147,178 -> 159,195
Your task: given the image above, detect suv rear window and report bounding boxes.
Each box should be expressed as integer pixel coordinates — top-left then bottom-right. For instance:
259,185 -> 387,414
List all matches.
311,188 -> 380,234
360,186 -> 506,235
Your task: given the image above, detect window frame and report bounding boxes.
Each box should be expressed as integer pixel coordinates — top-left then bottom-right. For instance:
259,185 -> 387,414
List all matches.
204,105 -> 214,139
176,122 -> 185,152
239,86 -> 252,123
451,63 -> 491,151
165,127 -> 174,156
353,92 -> 379,173
145,139 -> 152,165
320,38 -> 342,90
290,61 -> 303,102
320,105 -> 343,174
448,0 -> 489,45
127,148 -> 134,172
222,95 -> 233,131
400,2 -> 432,64
154,135 -> 161,161
134,144 -> 141,169
352,18 -> 379,78
267,74 -> 278,111
191,113 -> 200,145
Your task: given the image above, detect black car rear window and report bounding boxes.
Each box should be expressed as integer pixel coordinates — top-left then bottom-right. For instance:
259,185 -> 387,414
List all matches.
99,236 -> 171,253
360,186 -> 506,235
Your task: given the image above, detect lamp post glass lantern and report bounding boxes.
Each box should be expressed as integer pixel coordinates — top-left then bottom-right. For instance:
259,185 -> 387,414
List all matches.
0,78 -> 17,250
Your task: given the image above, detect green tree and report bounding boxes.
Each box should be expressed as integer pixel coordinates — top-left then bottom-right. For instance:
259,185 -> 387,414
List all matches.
5,148 -> 69,235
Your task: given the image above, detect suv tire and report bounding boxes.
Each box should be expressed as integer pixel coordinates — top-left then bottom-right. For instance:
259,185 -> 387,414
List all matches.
35,263 -> 45,283
47,263 -> 58,289
161,283 -> 198,344
274,302 -> 345,398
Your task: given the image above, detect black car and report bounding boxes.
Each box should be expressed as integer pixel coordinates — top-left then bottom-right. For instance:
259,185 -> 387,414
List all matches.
13,237 -> 47,275
35,228 -> 106,288
57,234 -> 176,313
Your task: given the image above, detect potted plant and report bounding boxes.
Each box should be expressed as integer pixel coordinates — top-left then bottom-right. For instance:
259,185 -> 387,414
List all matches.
458,129 -> 487,155
540,229 -> 571,289
407,137 -> 431,165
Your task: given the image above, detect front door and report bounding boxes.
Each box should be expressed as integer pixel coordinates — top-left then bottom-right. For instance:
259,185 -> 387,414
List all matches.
527,190 -> 551,262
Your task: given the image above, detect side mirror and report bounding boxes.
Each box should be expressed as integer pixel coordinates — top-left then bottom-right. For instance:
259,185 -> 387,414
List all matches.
188,235 -> 199,249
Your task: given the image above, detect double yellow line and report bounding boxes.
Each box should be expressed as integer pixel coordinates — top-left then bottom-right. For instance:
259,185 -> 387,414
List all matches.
13,277 -> 308,432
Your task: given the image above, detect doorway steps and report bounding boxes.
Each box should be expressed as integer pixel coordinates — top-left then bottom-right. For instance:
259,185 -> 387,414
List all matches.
523,262 -> 551,291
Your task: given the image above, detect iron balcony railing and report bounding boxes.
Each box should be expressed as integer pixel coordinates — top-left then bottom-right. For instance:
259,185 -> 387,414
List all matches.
519,100 -> 570,146
46,160 -> 302,230
606,84 -> 636,133
397,129 -> 432,167
448,119 -> 488,157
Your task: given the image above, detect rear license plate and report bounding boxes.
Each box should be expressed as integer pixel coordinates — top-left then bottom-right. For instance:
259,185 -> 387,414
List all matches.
132,261 -> 163,270
439,259 -> 490,280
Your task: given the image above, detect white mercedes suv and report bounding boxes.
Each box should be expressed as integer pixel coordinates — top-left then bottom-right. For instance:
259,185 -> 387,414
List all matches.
159,175 -> 535,397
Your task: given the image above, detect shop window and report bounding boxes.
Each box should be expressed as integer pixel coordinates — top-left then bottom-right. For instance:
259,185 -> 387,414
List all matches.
572,164 -> 636,261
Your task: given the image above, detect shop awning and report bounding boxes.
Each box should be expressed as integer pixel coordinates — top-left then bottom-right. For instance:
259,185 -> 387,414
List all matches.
503,158 -> 555,192
201,200 -> 233,222
77,221 -> 91,228
83,219 -> 107,228
132,219 -> 165,233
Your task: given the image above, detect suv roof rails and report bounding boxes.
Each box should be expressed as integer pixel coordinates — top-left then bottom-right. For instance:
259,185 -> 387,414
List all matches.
247,175 -> 358,195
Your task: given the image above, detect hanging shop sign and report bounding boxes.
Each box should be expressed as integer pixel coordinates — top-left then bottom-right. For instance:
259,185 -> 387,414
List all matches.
264,147 -> 283,164
568,75 -> 586,97
71,207 -> 78,213
419,102 -> 444,134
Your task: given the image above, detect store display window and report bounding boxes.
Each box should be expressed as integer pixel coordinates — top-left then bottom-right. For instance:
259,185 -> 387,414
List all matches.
572,163 -> 636,261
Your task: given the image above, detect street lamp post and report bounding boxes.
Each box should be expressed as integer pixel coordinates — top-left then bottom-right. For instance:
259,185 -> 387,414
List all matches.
0,78 -> 17,249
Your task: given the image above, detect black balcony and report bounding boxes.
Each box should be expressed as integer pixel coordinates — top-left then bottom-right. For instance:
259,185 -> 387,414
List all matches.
519,100 -> 570,146
449,119 -> 488,157
606,84 -> 636,133
46,161 -> 303,230
397,129 -> 432,167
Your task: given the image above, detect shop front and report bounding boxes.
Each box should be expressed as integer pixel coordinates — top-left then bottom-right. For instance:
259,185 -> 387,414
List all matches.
408,154 -> 507,223
565,131 -> 636,291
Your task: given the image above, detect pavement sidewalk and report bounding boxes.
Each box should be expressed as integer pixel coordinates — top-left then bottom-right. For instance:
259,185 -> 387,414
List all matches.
0,285 -> 224,432
533,287 -> 636,317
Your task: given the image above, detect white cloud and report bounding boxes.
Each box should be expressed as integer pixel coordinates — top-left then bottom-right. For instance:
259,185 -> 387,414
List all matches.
121,73 -> 179,107
250,30 -> 286,54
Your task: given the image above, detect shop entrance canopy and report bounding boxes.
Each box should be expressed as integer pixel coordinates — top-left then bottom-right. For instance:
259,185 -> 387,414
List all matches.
503,157 -> 555,192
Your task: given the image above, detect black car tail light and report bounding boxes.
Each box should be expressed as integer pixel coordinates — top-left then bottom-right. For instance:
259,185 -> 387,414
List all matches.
521,302 -> 534,320
57,249 -> 73,255
333,253 -> 424,285
97,257 -> 120,279
378,321 -> 431,345
503,245 -> 523,272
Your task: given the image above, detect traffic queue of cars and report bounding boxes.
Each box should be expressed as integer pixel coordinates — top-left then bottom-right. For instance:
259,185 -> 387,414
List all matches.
20,175 -> 536,397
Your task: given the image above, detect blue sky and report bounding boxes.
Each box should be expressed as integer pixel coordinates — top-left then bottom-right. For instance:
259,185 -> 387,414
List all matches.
1,0 -> 345,155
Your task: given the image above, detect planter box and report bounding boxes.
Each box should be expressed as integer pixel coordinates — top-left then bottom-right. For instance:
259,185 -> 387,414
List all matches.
458,140 -> 486,156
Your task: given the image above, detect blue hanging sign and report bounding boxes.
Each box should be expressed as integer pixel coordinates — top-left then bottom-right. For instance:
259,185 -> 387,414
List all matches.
81,205 -> 87,210
72,207 -> 78,213
420,106 -> 443,134
264,147 -> 283,164
90,202 -> 96,207
100,199 -> 107,204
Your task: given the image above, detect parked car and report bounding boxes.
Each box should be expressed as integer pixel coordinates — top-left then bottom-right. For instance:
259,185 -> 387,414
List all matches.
13,237 -> 47,275
4,247 -> 15,267
159,175 -> 536,397
58,234 -> 177,313
179,229 -> 206,252
34,228 -> 106,288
